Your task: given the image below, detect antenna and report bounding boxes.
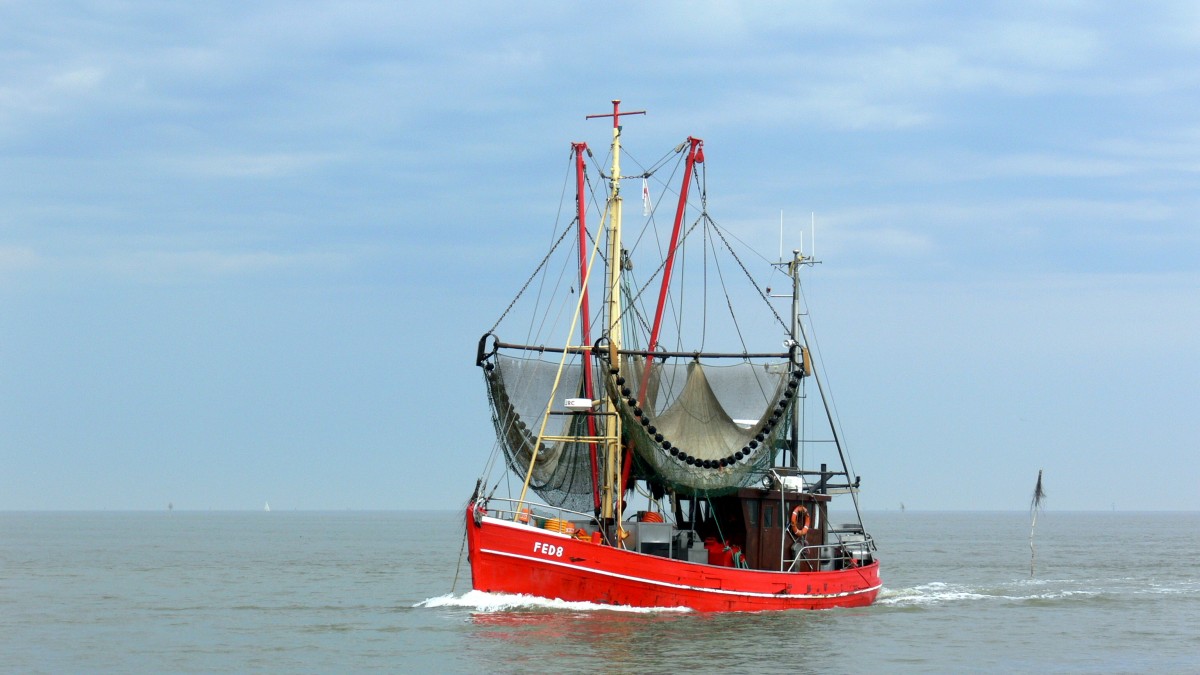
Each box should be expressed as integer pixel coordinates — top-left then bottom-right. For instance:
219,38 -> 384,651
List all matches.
778,210 -> 784,262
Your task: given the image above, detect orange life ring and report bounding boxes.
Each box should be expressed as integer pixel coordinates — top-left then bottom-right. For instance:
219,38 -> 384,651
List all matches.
789,505 -> 811,537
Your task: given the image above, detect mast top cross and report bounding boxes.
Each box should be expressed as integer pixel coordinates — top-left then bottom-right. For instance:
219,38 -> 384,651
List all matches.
585,100 -> 646,129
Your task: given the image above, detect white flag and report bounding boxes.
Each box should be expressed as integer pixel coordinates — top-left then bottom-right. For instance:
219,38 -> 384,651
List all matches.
642,178 -> 652,216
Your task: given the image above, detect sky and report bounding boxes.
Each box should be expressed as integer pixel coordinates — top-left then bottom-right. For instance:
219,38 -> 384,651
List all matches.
1,1 -> 1197,511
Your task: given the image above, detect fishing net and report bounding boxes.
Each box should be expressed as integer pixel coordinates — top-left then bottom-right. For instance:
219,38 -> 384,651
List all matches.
483,352 -> 604,512
610,355 -> 798,495
483,347 -> 801,506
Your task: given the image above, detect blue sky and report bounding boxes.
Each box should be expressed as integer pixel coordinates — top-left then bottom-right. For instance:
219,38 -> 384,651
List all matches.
2,1 -> 1196,511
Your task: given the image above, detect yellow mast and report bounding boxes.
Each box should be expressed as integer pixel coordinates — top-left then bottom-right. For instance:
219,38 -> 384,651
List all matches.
603,109 -> 624,522
586,100 -> 644,522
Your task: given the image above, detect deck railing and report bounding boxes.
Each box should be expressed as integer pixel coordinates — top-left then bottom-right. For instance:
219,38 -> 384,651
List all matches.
786,534 -> 876,572
474,496 -> 607,539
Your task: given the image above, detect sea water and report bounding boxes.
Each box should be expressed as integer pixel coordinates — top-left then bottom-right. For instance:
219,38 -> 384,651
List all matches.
1,510 -> 1197,673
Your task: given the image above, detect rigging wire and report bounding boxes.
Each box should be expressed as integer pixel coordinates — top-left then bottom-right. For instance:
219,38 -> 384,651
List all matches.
527,230 -> 582,348
706,217 -> 751,356
798,276 -> 857,486
581,164 -> 610,332
487,157 -> 579,334
628,148 -> 686,254
707,219 -> 790,332
611,215 -> 703,333
522,154 -> 583,348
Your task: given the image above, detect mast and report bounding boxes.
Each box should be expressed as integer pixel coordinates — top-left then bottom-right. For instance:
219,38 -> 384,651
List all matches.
640,136 -> 703,404
789,249 -> 803,468
573,142 -> 601,514
585,100 -> 645,522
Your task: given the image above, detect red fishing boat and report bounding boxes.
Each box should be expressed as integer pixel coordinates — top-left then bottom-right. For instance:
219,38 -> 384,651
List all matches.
466,101 -> 880,611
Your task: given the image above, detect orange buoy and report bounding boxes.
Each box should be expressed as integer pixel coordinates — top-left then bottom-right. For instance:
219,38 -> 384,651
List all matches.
789,505 -> 810,537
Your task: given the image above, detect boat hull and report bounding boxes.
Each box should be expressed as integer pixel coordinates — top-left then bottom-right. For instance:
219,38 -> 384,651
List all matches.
465,504 -> 881,612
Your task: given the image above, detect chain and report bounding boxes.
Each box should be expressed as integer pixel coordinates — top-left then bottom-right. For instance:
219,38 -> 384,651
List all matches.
709,215 -> 789,331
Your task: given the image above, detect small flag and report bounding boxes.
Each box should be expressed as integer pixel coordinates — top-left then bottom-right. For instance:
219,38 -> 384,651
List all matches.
642,178 -> 652,216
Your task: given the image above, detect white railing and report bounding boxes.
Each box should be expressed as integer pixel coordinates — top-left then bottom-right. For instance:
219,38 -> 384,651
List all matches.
786,535 -> 876,572
475,496 -> 605,536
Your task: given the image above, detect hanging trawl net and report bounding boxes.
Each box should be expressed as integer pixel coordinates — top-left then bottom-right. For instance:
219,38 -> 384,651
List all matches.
610,355 -> 799,495
483,352 -> 603,512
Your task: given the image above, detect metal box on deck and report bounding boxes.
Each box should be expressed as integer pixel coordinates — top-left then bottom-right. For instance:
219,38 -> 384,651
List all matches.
627,521 -> 674,557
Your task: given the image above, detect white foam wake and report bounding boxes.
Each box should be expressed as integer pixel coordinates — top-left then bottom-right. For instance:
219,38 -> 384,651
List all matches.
415,590 -> 691,614
877,581 -> 1100,607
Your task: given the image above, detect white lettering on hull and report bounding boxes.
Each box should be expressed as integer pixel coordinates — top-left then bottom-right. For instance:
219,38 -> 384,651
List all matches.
532,541 -> 564,557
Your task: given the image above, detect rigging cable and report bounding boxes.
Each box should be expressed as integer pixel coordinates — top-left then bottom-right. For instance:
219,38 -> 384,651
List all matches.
610,215 -> 703,333
708,219 -> 790,333
705,215 -> 752,357
487,206 -> 577,333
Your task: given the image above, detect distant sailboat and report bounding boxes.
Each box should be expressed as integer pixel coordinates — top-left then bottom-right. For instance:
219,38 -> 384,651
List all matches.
264,502 -> 271,512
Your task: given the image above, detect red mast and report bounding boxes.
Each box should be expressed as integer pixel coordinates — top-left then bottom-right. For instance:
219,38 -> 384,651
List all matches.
639,136 -> 704,403
573,141 -> 602,514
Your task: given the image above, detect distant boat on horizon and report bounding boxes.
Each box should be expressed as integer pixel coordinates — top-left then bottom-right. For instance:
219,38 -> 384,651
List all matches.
264,502 -> 270,512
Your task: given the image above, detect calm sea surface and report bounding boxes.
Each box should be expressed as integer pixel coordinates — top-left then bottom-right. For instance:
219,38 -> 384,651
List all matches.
1,510 -> 1197,673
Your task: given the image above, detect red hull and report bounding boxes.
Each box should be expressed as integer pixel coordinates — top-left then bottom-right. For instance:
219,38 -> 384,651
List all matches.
465,504 -> 880,612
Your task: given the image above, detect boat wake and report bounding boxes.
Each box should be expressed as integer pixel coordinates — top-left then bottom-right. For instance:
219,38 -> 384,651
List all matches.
878,580 -> 1104,607
416,590 -> 691,614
